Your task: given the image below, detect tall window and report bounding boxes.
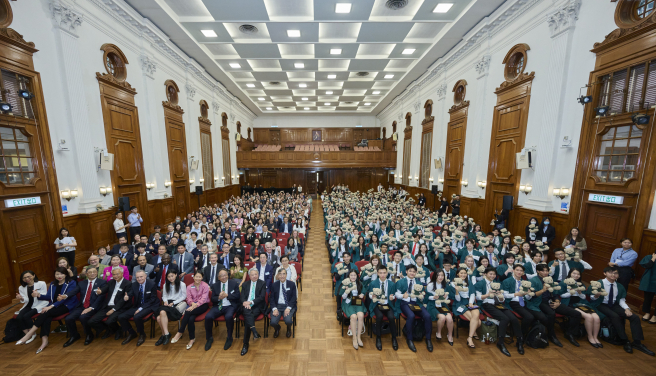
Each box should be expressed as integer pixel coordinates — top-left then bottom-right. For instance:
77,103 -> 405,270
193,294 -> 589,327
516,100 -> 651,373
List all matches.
222,138 -> 231,183
200,127 -> 213,189
594,125 -> 642,183
1,70 -> 35,119
419,132 -> 432,189
402,138 -> 411,186
0,126 -> 35,185
598,60 -> 656,114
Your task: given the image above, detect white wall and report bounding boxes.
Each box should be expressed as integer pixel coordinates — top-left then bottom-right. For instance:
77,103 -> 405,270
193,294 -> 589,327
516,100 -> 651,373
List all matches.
377,0 -> 618,213
253,115 -> 378,130
13,0 -> 254,215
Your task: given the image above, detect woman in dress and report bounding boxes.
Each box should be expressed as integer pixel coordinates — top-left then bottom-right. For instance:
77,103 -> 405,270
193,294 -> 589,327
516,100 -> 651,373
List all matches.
285,237 -> 300,262
250,238 -> 264,262
426,269 -> 454,345
451,267 -> 480,349
563,268 -> 602,347
339,269 -> 367,350
155,271 -> 187,346
230,255 -> 249,287
204,232 -> 218,253
562,227 -> 587,260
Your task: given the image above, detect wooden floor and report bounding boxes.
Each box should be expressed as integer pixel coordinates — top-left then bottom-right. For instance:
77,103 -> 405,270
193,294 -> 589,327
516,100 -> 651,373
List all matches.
1,200 -> 656,375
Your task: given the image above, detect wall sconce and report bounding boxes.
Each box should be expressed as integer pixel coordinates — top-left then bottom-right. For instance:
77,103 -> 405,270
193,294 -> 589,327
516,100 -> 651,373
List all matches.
214,176 -> 219,181
438,177 -> 444,184
460,180 -> 468,187
189,178 -> 195,185
231,175 -> 236,181
477,180 -> 487,189
99,186 -> 111,197
145,183 -> 154,190
164,181 -> 171,188
199,177 -> 205,184
552,187 -> 569,199
61,189 -> 78,201
429,177 -> 434,182
414,176 -> 419,181
519,184 -> 533,195
222,176 -> 225,181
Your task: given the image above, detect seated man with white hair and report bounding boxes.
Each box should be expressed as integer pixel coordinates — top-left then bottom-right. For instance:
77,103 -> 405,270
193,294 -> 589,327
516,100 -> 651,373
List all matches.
240,268 -> 267,356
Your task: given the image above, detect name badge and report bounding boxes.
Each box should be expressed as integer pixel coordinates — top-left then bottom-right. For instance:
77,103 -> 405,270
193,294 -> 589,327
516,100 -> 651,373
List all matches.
146,291 -> 151,294
265,272 -> 270,275
118,288 -> 123,291
457,306 -> 464,313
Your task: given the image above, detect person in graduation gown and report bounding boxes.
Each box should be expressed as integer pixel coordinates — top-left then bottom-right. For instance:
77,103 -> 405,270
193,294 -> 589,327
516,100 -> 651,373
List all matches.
458,240 -> 483,265
367,266 -> 399,351
366,235 -> 382,260
497,236 -> 512,257
331,236 -> 350,264
562,268 -> 602,347
377,244 -> 392,266
387,251 -> 406,282
415,244 -> 436,272
413,255 -> 431,285
352,236 -> 369,262
339,269 -> 367,350
425,270 -> 454,345
441,256 -> 457,283
523,251 -> 544,280
500,263 -> 535,341
360,256 -> 381,292
461,255 -> 481,287
332,252 -> 357,308
481,243 -> 499,269
496,253 -> 516,283
639,250 -> 656,324
588,267 -> 654,355
451,267 -> 480,349
548,248 -> 584,282
527,264 -> 563,347
394,264 -> 433,352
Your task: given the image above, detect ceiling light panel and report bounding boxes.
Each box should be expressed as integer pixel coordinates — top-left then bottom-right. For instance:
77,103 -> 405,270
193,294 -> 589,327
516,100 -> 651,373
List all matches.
335,3 -> 352,13
433,3 -> 454,13
201,30 -> 217,37
287,30 -> 301,37
330,49 -> 342,55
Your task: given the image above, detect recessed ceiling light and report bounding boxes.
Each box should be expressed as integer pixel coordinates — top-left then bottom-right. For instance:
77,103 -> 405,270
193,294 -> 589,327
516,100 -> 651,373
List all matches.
229,63 -> 241,69
365,103 -> 371,105
266,107 -> 272,110
201,30 -> 217,37
294,63 -> 305,68
326,91 -> 333,94
287,30 -> 301,37
330,49 -> 342,55
402,49 -> 416,55
327,74 -> 336,79
324,102 -> 331,105
433,3 -> 453,13
302,97 -> 308,101
258,97 -> 265,101
299,83 -> 307,88
335,3 -> 352,13
373,91 -> 380,94
384,74 -> 394,79
246,84 -> 255,88
304,107 -> 310,110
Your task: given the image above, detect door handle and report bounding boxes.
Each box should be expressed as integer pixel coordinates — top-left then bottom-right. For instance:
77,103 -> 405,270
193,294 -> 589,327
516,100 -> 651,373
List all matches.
13,260 -> 16,263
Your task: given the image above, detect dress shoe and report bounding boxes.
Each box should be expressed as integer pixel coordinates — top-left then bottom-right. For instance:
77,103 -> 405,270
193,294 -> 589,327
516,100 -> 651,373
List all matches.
596,342 -> 603,348
25,334 -> 37,344
136,334 -> 146,347
498,342 -> 511,357
517,338 -> 525,355
205,337 -> 213,351
155,335 -> 166,346
624,342 -> 634,354
241,344 -> 249,356
121,332 -> 137,345
35,348 -> 44,354
376,336 -> 382,351
392,337 -> 398,351
632,342 -> 655,356
286,326 -> 292,338
224,337 -> 233,350
63,334 -> 81,348
84,334 -> 94,346
566,334 -> 580,347
425,338 -> 433,352
273,325 -> 281,338
163,334 -> 171,345
114,331 -> 123,341
252,328 -> 261,339
406,339 -> 417,352
101,330 -> 112,340
550,336 -> 563,347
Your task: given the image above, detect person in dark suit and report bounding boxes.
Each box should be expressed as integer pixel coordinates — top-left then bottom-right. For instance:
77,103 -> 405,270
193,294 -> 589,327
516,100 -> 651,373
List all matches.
269,268 -> 297,338
254,252 -> 274,291
218,243 -> 235,270
89,268 -> 133,340
110,237 -> 134,256
204,269 -> 240,351
132,255 -> 154,282
260,225 -> 274,245
131,243 -> 152,267
278,217 -> 293,234
63,267 -> 107,347
537,217 -> 556,248
113,244 -> 135,271
203,253 -> 226,286
150,245 -> 168,267
118,270 -> 160,346
240,269 -> 267,356
150,254 -> 180,290
417,193 -> 426,207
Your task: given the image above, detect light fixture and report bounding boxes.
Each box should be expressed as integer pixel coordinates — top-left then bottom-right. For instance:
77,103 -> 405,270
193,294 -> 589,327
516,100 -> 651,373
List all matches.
231,175 -> 236,180
71,190 -> 78,198
461,180 -> 468,187
145,183 -> 154,190
0,102 -> 12,113
429,177 -> 434,182
330,49 -> 342,55
189,178 -> 195,185
632,112 -> 650,125
433,3 -> 454,13
61,190 -> 71,200
408,175 -> 412,180
327,74 -> 336,79
164,181 -> 171,187
99,186 -> 111,196
324,102 -> 331,105
326,91 -> 333,94
246,83 -> 255,88
372,91 -> 380,95
335,3 -> 352,13
201,30 -> 218,37
199,177 -> 205,184
438,177 -> 444,183
287,30 -> 301,37
18,90 -> 34,100
302,97 -> 308,101
477,180 -> 487,189
258,97 -> 265,101
519,184 -> 533,195
304,107 -> 310,110
266,107 -> 273,110
299,83 -> 307,88
364,102 -> 371,105
577,95 -> 592,105
384,74 -> 394,79
552,187 -> 569,200
402,49 -> 416,55
294,63 -> 305,68
229,63 -> 241,69
415,176 -> 419,181
222,176 -> 225,180
214,176 -> 219,181
594,106 -> 610,116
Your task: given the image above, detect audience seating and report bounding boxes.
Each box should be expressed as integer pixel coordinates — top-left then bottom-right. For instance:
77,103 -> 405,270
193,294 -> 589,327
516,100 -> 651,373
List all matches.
253,145 -> 282,151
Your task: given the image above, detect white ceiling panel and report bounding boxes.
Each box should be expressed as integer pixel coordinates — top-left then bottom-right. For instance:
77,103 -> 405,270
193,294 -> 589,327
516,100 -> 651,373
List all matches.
264,0 -> 314,21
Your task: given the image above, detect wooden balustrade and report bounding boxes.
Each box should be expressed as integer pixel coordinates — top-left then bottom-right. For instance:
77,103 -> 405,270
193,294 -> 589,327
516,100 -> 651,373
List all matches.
236,150 -> 397,168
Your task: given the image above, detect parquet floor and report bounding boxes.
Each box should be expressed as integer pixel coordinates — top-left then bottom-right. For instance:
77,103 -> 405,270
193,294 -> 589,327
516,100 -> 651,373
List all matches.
1,199 -> 656,375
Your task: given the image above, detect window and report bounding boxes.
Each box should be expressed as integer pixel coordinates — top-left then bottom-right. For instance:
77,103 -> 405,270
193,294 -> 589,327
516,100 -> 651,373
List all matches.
636,0 -> 655,19
200,129 -> 213,190
505,53 -> 525,80
402,138 -> 411,186
419,131 -> 432,189
593,125 -> 642,183
0,69 -> 35,119
0,126 -> 36,185
222,138 -> 231,183
598,60 -> 656,114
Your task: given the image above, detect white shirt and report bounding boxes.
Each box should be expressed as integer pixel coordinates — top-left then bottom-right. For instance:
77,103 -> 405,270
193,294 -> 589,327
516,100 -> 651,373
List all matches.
113,219 -> 126,234
162,283 -> 187,305
596,279 -> 629,309
476,279 -> 496,304
219,281 -> 231,307
108,278 -> 124,307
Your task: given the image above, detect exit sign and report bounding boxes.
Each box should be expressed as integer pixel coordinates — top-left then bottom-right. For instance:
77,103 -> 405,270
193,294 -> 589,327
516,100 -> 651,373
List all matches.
589,193 -> 624,205
5,196 -> 41,208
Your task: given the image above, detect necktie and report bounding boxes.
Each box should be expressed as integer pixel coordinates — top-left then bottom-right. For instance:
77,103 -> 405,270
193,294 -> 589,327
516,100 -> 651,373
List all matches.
517,280 -> 524,307
179,254 -> 184,269
489,253 -> 493,264
249,282 -> 255,301
608,283 -> 614,306
408,280 -> 413,293
561,262 -> 568,281
210,266 -> 216,284
160,265 -> 167,289
281,283 -> 287,305
139,284 -> 144,305
83,281 -> 93,309
219,283 -> 226,309
382,281 -> 386,298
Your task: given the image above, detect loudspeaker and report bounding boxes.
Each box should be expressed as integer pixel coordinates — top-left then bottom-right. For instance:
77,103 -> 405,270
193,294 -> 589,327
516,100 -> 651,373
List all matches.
502,195 -> 514,211
431,185 -> 439,195
195,186 -> 203,195
118,196 -> 130,212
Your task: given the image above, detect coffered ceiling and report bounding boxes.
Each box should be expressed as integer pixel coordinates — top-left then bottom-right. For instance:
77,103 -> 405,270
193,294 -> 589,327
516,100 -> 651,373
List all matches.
126,0 -> 505,115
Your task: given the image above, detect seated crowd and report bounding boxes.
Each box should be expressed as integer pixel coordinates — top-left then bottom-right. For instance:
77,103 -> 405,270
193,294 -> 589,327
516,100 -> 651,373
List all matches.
12,191 -> 309,356
323,187 -> 654,357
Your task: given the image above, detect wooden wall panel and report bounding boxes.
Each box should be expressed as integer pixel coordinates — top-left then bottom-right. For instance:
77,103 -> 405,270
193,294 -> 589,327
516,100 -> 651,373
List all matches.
63,209 -> 116,268
253,127 -> 380,146
245,169 -> 388,193
236,150 -> 396,168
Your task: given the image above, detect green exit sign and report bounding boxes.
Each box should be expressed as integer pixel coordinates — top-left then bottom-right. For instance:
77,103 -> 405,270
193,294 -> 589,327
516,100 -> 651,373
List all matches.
5,197 -> 41,208
588,193 -> 623,205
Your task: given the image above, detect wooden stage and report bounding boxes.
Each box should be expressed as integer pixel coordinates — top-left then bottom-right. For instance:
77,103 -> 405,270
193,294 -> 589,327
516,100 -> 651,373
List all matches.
1,201 -> 656,375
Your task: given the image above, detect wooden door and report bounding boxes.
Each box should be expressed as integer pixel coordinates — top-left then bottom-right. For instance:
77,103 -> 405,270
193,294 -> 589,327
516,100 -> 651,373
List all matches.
1,205 -> 51,282
164,112 -> 190,218
444,108 -> 467,199
580,200 -> 632,274
317,171 -> 326,194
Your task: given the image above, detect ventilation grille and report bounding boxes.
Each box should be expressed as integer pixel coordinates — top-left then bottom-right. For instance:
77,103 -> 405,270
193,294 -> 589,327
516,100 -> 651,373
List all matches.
269,81 -> 281,86
239,24 -> 258,34
356,72 -> 370,77
385,0 -> 409,10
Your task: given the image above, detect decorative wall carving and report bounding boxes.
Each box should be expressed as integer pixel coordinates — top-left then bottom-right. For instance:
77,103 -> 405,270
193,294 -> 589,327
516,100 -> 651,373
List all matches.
185,82 -> 196,100
547,0 -> 581,37
436,84 -> 447,101
50,2 -> 83,36
139,55 -> 157,79
475,55 -> 491,79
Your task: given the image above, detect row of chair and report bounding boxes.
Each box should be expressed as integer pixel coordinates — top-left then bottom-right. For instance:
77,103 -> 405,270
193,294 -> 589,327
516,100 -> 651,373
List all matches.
295,144 -> 339,151
353,146 -> 381,151
253,145 -> 282,151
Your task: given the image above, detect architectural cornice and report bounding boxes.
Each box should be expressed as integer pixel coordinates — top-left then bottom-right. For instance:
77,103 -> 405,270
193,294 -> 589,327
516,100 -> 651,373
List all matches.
547,0 -> 581,38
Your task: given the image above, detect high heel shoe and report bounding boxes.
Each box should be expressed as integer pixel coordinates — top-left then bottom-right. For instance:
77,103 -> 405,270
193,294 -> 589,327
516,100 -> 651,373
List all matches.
186,341 -> 194,350
357,337 -> 363,347
467,336 -> 476,349
447,336 -> 454,346
36,347 -> 45,354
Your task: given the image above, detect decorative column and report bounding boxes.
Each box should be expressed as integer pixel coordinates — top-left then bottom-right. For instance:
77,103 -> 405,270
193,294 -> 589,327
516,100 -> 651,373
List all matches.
523,0 -> 581,211
50,1 -> 104,213
435,82 -> 448,187
229,110 -> 237,185
184,80 -> 197,191
211,99 -> 223,187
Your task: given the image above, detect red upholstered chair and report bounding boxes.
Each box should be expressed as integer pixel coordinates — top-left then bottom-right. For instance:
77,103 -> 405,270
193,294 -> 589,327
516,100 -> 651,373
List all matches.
128,290 -> 160,338
183,274 -> 194,286
291,262 -> 302,291
354,261 -> 369,272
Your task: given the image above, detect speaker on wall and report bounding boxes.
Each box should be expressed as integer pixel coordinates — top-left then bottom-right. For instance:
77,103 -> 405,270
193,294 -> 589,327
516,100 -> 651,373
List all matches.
431,185 -> 439,195
118,196 -> 130,212
502,195 -> 514,211
195,186 -> 203,195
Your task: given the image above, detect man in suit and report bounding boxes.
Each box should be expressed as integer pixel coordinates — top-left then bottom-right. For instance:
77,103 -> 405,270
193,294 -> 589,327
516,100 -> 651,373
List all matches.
79,254 -> 108,280
240,269 -> 267,356
278,217 -> 293,234
115,244 -> 135,271
260,225 -> 274,244
89,268 -> 133,340
368,266 -> 398,351
166,236 -> 180,256
218,243 -> 235,270
110,236 -> 134,256
548,248 -> 584,282
229,223 -> 240,240
269,268 -> 297,339
172,243 -> 194,277
150,254 -> 179,290
264,242 -> 280,269
63,267 -> 107,346
253,252 -> 274,291
204,270 -> 240,351
394,265 -> 432,352
132,255 -> 154,282
131,243 -> 152,269
195,245 -> 211,270
203,253 -> 226,286
150,245 -> 168,267
118,270 -> 160,346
